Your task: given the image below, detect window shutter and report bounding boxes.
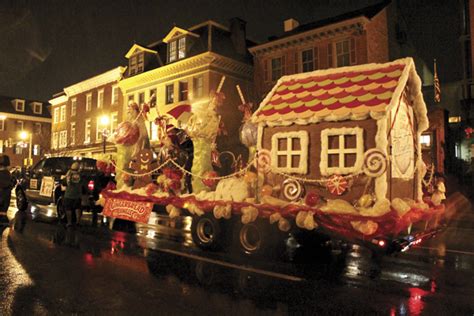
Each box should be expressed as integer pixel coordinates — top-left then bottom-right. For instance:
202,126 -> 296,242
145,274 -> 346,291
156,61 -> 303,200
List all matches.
314,47 -> 319,70
350,38 -> 356,65
263,59 -> 269,82
282,55 -> 286,75
294,52 -> 299,73
327,43 -> 333,68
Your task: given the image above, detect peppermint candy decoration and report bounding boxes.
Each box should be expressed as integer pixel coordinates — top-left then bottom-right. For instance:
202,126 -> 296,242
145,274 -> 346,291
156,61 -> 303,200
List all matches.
282,178 -> 304,201
326,174 -> 348,196
254,149 -> 272,173
363,149 -> 387,177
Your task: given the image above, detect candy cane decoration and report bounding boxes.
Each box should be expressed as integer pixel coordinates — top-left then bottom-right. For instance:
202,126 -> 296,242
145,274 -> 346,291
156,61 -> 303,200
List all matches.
217,76 -> 226,93
254,149 -> 271,173
236,85 -> 246,104
327,174 -> 348,196
363,149 -> 387,177
282,178 -> 304,201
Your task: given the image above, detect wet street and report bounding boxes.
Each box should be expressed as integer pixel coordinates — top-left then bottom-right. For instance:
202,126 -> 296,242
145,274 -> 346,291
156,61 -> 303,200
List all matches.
1,193 -> 474,315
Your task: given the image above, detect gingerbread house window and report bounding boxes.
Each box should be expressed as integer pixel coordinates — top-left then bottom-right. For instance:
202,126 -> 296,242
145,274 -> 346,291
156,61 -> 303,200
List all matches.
320,127 -> 364,176
271,131 -> 309,174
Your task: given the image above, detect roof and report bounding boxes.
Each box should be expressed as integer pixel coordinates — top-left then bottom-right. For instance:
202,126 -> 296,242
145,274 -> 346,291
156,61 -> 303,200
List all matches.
0,95 -> 51,119
259,0 -> 391,44
252,58 -> 427,128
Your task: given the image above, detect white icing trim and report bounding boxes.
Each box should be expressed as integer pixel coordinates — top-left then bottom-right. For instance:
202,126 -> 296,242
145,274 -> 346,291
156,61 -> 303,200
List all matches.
257,123 -> 264,151
270,131 -> 309,174
374,116 -> 388,200
320,127 -> 364,176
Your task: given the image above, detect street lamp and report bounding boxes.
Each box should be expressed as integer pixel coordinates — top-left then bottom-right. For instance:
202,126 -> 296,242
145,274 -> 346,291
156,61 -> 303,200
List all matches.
19,131 -> 32,166
100,115 -> 110,153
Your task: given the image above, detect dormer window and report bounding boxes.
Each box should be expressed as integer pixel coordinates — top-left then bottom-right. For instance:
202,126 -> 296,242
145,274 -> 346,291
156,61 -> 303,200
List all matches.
168,37 -> 186,63
129,52 -> 144,76
32,102 -> 42,114
15,99 -> 25,112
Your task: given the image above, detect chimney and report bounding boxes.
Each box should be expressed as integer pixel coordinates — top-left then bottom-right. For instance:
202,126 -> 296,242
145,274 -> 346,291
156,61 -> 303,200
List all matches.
229,17 -> 247,55
284,18 -> 299,32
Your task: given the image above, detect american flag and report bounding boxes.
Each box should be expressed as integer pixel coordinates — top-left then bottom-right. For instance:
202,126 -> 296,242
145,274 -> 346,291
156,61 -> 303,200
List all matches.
434,59 -> 441,103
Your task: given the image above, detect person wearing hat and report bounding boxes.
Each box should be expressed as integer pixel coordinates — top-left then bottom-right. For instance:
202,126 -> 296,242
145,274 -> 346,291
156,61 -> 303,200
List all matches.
0,154 -> 13,214
63,161 -> 84,227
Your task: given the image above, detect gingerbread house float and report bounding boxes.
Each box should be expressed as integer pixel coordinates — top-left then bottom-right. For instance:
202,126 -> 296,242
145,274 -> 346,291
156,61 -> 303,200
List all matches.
251,57 -> 428,205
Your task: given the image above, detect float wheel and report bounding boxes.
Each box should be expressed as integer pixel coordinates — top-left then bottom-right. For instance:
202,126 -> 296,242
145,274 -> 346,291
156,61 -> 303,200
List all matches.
191,213 -> 227,251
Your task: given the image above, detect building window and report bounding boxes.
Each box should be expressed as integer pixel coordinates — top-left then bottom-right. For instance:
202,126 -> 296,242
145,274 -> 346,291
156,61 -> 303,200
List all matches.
14,144 -> 22,155
32,102 -> 42,114
129,55 -> 137,75
448,116 -> 461,123
178,37 -> 186,59
60,105 -> 66,122
15,100 -> 25,112
168,40 -> 177,62
420,134 -> 431,148
34,123 -> 42,134
166,84 -> 174,104
193,76 -> 203,99
112,85 -> 119,104
150,121 -> 159,141
168,37 -> 186,62
98,89 -> 104,108
271,131 -> 309,174
129,53 -> 144,75
70,122 -> 76,145
71,98 -> 77,116
301,48 -> 318,72
53,108 -> 59,123
179,80 -> 188,101
271,56 -> 285,81
149,88 -> 157,107
329,38 -> 356,68
86,93 -> 92,111
320,127 -> 364,176
33,144 -> 40,156
59,130 -> 67,148
52,132 -> 58,149
137,53 -> 144,73
0,119 -> 5,131
15,120 -> 24,131
127,94 -> 134,104
85,119 -> 91,143
96,119 -> 104,142
111,112 -> 118,131
138,92 -> 145,105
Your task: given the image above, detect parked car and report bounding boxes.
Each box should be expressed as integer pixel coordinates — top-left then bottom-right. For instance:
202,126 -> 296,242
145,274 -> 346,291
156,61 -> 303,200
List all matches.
15,156 -> 113,223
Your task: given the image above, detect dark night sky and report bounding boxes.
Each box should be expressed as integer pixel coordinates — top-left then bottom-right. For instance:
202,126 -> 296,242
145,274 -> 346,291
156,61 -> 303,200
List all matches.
0,0 -> 461,103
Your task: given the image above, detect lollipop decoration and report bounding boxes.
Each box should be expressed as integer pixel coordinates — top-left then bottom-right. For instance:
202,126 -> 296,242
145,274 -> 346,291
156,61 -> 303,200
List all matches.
327,174 -> 348,196
363,148 -> 387,177
282,178 -> 304,201
254,149 -> 272,173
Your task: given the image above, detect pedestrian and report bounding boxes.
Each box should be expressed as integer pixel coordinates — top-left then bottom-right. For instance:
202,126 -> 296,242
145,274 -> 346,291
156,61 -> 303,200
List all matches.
63,162 -> 83,227
0,154 -> 12,214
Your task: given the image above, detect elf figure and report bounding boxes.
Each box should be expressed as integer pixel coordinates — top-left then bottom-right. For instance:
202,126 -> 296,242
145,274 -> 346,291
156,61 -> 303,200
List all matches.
431,174 -> 446,206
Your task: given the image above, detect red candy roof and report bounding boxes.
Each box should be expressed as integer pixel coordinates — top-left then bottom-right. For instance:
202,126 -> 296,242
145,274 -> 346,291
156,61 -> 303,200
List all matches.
253,61 -> 408,123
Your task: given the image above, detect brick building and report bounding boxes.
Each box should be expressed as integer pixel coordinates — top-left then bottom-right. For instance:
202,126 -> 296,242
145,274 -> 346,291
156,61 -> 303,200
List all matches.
49,67 -> 125,158
0,96 -> 51,167
249,0 -> 395,100
118,19 -> 254,155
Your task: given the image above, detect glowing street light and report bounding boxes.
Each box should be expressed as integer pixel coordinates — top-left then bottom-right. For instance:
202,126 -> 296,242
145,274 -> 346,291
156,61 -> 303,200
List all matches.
19,131 -> 32,166
99,115 -> 110,153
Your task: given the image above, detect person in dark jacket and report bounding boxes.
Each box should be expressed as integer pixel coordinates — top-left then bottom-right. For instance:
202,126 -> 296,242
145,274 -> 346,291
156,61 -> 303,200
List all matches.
0,154 -> 12,213
63,162 -> 84,227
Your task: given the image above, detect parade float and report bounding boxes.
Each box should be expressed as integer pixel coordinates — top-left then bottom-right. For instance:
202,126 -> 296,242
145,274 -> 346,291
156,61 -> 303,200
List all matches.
97,57 -> 446,256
